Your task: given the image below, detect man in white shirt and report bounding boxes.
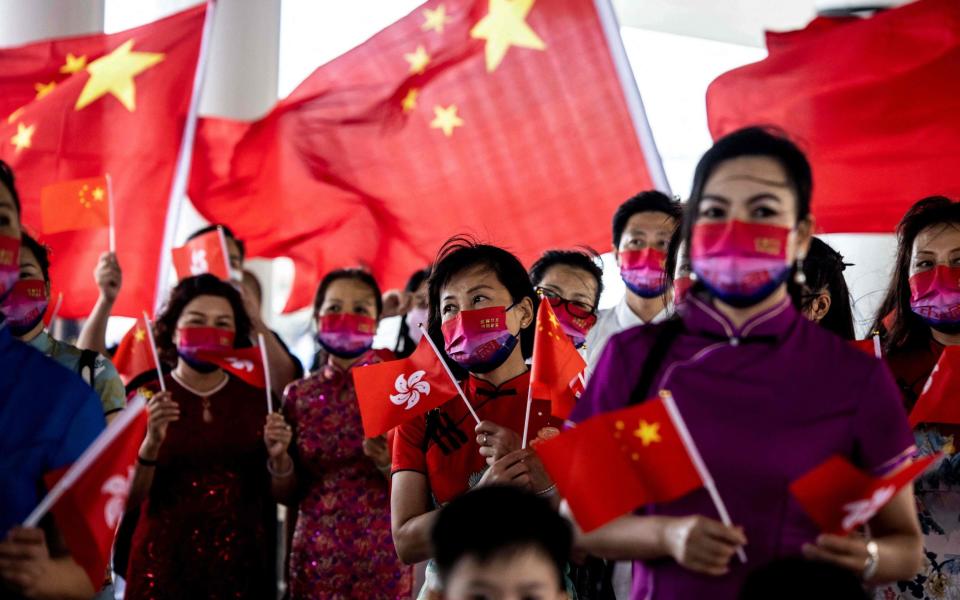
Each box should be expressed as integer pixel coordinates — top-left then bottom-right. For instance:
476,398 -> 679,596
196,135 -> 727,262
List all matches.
585,191 -> 682,376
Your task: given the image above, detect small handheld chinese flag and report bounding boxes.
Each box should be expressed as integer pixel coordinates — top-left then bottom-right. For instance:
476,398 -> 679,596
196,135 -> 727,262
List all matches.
171,227 -> 231,281
39,176 -> 111,235
535,396 -> 704,532
112,315 -> 155,385
193,346 -> 266,388
531,300 -> 586,420
789,454 -> 937,535
32,395 -> 148,589
353,336 -> 460,438
909,346 -> 960,427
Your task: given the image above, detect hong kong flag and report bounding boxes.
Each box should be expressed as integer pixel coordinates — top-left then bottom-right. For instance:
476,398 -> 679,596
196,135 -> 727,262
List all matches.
189,0 -> 666,312
789,454 -> 937,535
193,346 -> 266,388
171,226 -> 231,282
908,347 -> 960,427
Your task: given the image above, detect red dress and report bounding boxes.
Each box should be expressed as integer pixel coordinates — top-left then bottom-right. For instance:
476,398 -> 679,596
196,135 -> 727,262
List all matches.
124,374 -> 274,600
282,351 -> 412,599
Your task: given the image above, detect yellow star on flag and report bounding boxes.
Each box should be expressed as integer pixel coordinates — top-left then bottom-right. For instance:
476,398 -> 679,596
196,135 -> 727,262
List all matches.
401,88 -> 419,113
134,327 -> 146,342
470,0 -> 545,72
634,420 -> 662,447
547,309 -> 560,330
6,107 -> 25,124
92,187 -> 106,202
430,105 -> 463,137
10,123 -> 35,153
404,45 -> 431,75
422,5 -> 452,34
60,53 -> 88,75
75,39 -> 165,112
34,81 -> 57,100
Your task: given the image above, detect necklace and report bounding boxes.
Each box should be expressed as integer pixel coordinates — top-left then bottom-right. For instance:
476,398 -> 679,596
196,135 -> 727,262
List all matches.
171,371 -> 228,423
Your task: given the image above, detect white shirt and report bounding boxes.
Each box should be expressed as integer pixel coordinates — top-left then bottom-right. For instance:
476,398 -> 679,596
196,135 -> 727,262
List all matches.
583,294 -> 671,380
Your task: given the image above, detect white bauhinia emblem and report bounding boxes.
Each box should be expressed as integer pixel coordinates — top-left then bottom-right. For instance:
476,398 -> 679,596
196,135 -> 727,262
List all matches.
921,363 -> 941,397
226,357 -> 254,372
190,249 -> 209,275
390,370 -> 430,410
101,466 -> 135,529
841,485 -> 895,531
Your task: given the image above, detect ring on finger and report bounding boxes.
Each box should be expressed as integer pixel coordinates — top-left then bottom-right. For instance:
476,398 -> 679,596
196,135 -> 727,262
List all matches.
478,433 -> 487,445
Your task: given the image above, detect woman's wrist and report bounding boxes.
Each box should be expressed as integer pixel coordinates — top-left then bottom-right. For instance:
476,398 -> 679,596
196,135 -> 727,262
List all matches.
862,540 -> 880,581
268,454 -> 294,477
139,440 -> 160,460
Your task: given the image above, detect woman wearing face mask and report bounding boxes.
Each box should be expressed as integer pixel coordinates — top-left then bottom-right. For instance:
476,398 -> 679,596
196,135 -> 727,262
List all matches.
271,268 -> 411,599
123,274 -> 280,600
871,197 -> 960,600
394,267 -> 431,359
788,236 -> 855,340
572,127 -> 922,598
529,249 -> 604,351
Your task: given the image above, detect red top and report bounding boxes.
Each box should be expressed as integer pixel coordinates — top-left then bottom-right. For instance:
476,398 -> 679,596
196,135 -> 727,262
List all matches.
392,370 -> 563,505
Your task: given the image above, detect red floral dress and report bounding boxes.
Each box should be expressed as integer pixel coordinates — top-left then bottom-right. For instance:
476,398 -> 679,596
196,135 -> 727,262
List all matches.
282,352 -> 412,599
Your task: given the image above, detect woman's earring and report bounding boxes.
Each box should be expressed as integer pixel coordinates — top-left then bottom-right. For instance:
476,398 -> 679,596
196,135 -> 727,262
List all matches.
794,257 -> 807,285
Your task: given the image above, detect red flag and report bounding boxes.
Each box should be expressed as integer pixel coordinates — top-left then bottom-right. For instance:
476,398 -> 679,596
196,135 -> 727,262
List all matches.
39,176 -> 110,234
112,316 -> 155,385
531,300 -> 586,419
849,336 -> 881,358
171,227 -> 231,282
789,454 -> 937,535
908,346 -> 960,427
189,0 -> 664,312
0,5 -> 207,318
535,397 -> 703,532
706,0 -> 960,234
40,396 -> 148,588
193,346 -> 266,388
353,336 -> 460,438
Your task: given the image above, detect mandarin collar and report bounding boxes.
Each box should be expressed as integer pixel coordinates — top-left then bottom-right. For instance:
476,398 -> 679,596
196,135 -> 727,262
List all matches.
685,294 -> 797,342
467,369 -> 530,397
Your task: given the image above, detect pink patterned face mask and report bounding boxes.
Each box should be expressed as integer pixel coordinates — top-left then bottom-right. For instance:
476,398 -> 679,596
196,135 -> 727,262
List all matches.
442,305 -> 518,374
177,326 -> 237,373
0,234 -> 19,304
545,296 -> 596,349
673,276 -> 694,306
910,265 -> 960,332
1,279 -> 48,336
316,313 -> 377,358
619,248 -> 668,298
690,220 -> 792,307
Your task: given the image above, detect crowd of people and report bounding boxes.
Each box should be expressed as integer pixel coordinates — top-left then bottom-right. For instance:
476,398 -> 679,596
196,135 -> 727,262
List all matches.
1,124 -> 958,599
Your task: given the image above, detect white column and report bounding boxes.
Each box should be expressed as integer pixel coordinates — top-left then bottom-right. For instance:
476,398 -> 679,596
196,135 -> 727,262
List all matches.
0,0 -> 104,47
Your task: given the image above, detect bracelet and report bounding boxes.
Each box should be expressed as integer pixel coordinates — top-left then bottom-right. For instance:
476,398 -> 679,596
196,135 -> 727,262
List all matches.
377,463 -> 392,475
862,540 -> 880,581
137,455 -> 158,467
267,458 -> 294,478
536,483 -> 558,497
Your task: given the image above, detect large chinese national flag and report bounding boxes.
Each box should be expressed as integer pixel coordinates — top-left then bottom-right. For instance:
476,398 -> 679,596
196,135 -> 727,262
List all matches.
0,5 -> 207,318
707,0 -> 960,234
189,0 -> 664,312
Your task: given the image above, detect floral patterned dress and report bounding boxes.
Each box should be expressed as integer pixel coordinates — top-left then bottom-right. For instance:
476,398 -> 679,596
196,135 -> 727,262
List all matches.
282,352 -> 412,599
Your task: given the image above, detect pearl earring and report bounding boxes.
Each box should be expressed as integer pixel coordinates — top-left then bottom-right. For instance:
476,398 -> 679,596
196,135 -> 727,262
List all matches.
794,257 -> 807,285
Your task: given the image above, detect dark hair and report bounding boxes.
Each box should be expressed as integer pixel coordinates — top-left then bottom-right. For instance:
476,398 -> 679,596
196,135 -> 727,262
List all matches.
612,191 -> 683,248
20,233 -> 51,283
154,274 -> 252,366
395,267 -> 432,358
312,268 -> 383,319
432,486 -> 572,589
738,558 -> 868,600
187,224 -> 245,262
874,196 -> 960,355
788,237 -> 855,340
0,160 -> 21,215
428,236 -> 538,376
684,126 -> 813,247
529,248 -> 605,308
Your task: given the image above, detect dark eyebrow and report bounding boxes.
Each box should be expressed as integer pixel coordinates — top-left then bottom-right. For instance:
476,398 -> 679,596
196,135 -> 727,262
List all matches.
700,195 -> 730,205
722,174 -> 791,187
747,193 -> 783,204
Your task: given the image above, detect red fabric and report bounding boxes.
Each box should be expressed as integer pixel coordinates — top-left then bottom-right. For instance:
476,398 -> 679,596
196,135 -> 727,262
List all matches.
0,5 -> 206,318
530,299 -> 585,419
707,0 -> 960,234
42,403 -> 148,588
849,337 -> 880,358
909,346 -> 960,427
39,176 -> 110,234
353,336 -> 459,438
535,397 -> 703,532
112,316 -> 155,385
171,228 -> 230,281
188,0 -> 657,312
789,454 -> 936,535
194,346 -> 267,389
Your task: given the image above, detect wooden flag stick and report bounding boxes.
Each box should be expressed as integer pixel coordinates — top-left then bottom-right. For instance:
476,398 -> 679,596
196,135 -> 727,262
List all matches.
872,334 -> 882,359
521,385 -> 534,449
660,390 -> 747,564
257,332 -> 274,413
105,173 -> 116,254
418,324 -> 480,425
142,311 -> 166,392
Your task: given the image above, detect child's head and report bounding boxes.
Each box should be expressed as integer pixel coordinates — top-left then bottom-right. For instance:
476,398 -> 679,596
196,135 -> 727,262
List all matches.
432,486 -> 571,600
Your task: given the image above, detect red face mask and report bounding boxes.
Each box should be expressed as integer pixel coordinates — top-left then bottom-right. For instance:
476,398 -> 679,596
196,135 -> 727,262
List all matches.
910,265 -> 960,332
619,248 -> 668,298
1,280 -> 48,336
442,305 -> 518,374
177,326 -> 236,372
0,234 -> 19,303
316,313 -> 377,358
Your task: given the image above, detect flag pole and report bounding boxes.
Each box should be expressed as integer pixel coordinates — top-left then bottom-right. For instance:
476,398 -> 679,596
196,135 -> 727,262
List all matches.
105,173 -> 116,254
23,394 -> 147,527
418,324 -> 481,425
660,390 -> 747,563
257,332 -> 274,413
142,311 -> 167,393
872,334 -> 882,359
521,386 -> 533,449
152,0 -> 217,315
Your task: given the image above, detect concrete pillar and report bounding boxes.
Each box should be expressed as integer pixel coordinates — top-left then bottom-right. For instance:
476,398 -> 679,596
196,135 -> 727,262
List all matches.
0,0 -> 103,47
